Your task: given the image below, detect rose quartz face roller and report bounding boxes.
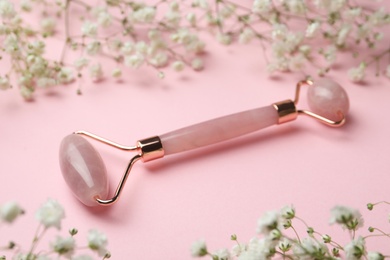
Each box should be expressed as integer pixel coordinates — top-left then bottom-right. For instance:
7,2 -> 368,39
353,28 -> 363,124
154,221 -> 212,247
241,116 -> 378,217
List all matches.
59,79 -> 349,206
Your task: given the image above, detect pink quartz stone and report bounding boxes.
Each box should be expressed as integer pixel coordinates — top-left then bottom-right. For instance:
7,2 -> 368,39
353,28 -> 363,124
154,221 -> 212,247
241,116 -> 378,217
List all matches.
160,105 -> 279,155
59,134 -> 108,206
307,79 -> 349,122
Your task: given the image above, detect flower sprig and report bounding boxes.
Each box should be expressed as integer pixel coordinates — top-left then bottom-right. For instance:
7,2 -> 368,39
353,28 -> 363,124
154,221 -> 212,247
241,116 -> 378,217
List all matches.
191,202 -> 390,260
0,199 -> 111,260
0,0 -> 389,100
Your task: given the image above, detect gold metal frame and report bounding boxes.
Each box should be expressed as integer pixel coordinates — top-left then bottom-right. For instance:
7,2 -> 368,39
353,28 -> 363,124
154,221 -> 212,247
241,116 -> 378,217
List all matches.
74,131 -> 164,205
272,79 -> 346,127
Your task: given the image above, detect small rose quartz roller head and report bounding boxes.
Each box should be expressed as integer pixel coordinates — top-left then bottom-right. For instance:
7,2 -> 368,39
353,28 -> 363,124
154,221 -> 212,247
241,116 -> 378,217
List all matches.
59,78 -> 349,206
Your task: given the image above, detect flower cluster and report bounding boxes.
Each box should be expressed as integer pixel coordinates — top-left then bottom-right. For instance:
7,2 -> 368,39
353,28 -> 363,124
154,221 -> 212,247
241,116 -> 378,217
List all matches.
0,199 -> 110,260
0,0 -> 389,99
191,202 -> 390,260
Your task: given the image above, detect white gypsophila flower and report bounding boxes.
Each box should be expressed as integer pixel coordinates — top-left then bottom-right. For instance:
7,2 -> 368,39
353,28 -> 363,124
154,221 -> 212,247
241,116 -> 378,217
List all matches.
171,29 -> 192,45
111,68 -> 122,78
272,41 -> 287,59
147,39 -> 165,56
149,52 -> 168,67
314,0 -> 346,13
191,58 -> 204,71
135,41 -> 148,54
239,28 -> 255,44
4,33 -> 20,56
28,41 -> 45,56
28,57 -> 47,75
120,41 -> 134,55
369,8 -> 390,26
86,41 -> 101,56
89,63 -> 104,81
367,252 -> 385,260
51,236 -> 75,258
0,76 -> 11,90
192,0 -> 208,9
348,63 -> 366,83
252,0 -> 272,14
324,45 -> 337,64
191,240 -> 207,257
148,29 -> 161,41
131,6 -> 156,23
20,86 -> 33,100
41,17 -> 56,35
169,1 -> 179,12
186,12 -> 196,26
107,38 -> 122,51
299,45 -> 311,57
74,57 -> 89,70
186,38 -> 205,54
285,0 -> 306,15
81,21 -> 98,37
220,4 -> 235,19
284,32 -> 303,52
20,0 -> 32,12
268,56 -> 289,73
216,32 -> 232,45
238,237 -> 275,260
0,0 -> 16,19
344,237 -> 366,260
306,21 -> 320,38
172,61 -> 185,71
257,211 -> 279,234
88,229 -> 108,256
97,11 -> 112,27
272,24 -> 288,41
344,7 -> 362,21
231,244 -> 246,257
125,54 -> 144,68
35,199 -> 65,229
356,24 -> 370,41
288,54 -> 306,71
330,205 -> 364,229
292,237 -> 327,259
37,77 -> 56,88
336,24 -> 351,46
278,238 -> 292,252
280,205 -> 295,220
57,67 -> 74,84
19,74 -> 33,88
55,0 -> 66,8
213,248 -> 231,260
0,201 -> 23,223
165,9 -> 181,26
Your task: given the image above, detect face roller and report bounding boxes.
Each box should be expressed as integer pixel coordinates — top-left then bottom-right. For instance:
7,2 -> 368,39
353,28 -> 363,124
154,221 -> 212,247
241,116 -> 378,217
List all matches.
59,79 -> 349,206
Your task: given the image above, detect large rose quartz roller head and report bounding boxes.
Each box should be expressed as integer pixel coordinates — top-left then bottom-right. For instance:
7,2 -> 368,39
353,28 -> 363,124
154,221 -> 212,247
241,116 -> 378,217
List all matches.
59,78 -> 349,206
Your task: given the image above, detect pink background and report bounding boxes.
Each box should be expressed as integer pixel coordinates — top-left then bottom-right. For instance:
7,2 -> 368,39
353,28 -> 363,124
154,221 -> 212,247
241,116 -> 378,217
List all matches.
1,10 -> 390,259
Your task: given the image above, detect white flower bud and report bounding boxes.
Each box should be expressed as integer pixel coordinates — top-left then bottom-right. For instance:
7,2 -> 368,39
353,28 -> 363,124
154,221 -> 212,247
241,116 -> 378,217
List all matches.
172,61 -> 185,71
111,68 -> 122,78
186,13 -> 196,26
0,77 -> 11,90
35,199 -> 65,229
125,54 -> 144,68
89,63 -> 104,81
0,0 -> 16,19
191,240 -> 207,257
191,58 -> 204,71
0,201 -> 23,223
81,21 -> 98,37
